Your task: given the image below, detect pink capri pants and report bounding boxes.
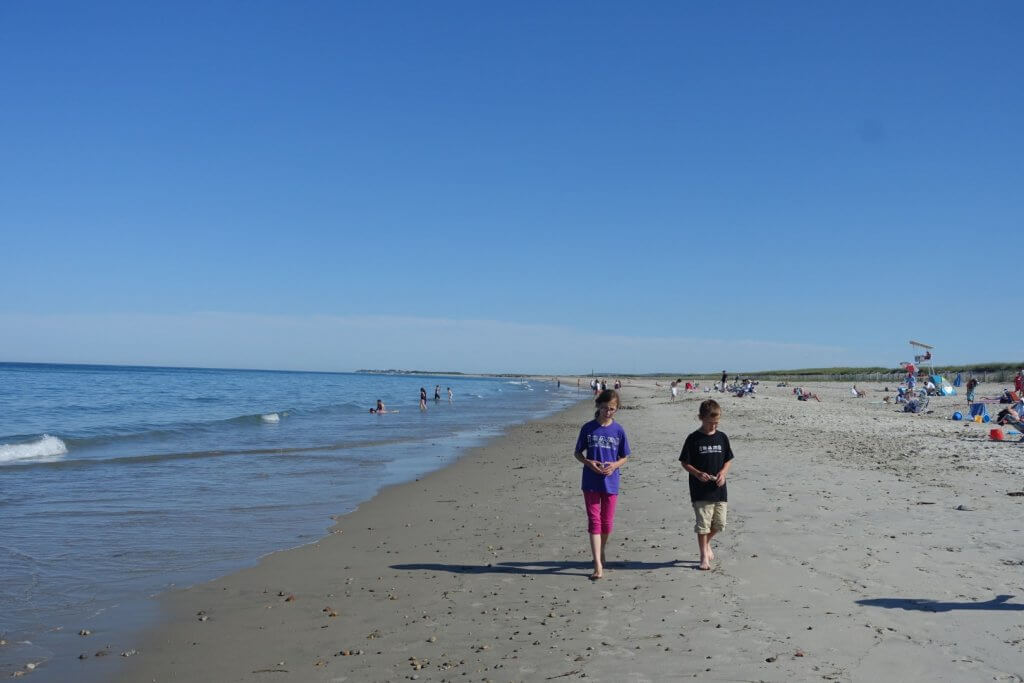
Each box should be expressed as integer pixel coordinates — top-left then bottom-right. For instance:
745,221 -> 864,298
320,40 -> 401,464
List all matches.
583,491 -> 618,535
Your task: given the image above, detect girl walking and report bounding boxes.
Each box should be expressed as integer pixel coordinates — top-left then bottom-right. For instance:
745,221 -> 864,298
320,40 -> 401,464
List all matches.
573,389 -> 631,580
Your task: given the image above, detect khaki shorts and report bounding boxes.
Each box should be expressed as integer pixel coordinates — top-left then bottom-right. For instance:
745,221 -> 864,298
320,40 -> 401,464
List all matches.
693,501 -> 727,534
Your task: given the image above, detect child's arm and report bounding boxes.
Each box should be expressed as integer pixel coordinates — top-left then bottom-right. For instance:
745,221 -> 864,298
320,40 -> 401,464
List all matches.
604,456 -> 627,473
575,450 -> 609,474
715,459 -> 733,487
681,462 -> 712,482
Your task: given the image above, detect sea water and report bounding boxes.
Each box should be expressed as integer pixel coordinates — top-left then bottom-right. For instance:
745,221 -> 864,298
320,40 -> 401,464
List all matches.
0,363 -> 581,678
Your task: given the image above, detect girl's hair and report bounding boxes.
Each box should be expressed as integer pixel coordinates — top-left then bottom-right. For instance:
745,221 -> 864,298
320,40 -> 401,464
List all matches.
594,389 -> 620,418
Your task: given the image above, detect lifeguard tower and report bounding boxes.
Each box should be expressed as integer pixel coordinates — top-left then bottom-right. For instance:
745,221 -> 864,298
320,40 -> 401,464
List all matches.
909,340 -> 934,375
909,340 -> 956,396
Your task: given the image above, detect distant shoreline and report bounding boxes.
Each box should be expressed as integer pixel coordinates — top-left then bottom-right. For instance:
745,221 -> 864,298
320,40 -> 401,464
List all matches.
4,360 -> 1021,382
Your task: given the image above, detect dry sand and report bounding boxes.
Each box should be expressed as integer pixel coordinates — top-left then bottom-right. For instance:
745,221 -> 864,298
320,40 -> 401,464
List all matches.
102,380 -> 1023,682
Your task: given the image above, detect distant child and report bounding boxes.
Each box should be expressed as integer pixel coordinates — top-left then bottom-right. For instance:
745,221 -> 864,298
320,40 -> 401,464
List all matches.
419,387 -> 427,411
447,386 -> 453,403
678,399 -> 734,571
966,377 -> 978,404
574,389 -> 631,580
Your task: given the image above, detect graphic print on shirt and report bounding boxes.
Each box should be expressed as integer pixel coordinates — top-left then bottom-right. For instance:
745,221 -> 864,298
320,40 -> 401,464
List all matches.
587,434 -> 621,451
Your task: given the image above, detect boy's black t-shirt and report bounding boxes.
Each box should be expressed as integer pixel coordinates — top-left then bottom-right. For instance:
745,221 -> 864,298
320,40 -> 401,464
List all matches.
678,429 -> 734,503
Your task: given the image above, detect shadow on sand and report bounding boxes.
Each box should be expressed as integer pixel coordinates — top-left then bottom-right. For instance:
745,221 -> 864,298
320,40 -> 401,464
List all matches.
857,594 -> 1023,612
391,559 -> 694,577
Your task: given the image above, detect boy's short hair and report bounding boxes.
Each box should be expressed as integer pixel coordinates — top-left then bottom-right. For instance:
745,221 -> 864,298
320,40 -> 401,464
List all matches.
699,399 -> 722,419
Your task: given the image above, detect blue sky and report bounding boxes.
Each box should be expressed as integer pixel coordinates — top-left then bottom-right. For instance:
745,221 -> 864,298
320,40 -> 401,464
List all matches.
2,2 -> 1021,373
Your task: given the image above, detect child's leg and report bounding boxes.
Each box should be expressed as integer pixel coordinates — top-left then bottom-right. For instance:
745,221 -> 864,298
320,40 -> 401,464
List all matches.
696,533 -> 711,570
600,494 -> 617,566
583,492 -> 604,578
589,533 -> 604,578
704,504 -> 728,564
693,502 -> 715,570
704,530 -> 717,560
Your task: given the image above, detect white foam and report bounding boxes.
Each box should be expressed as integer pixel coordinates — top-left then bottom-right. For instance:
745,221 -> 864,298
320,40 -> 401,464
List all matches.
261,413 -> 281,423
0,435 -> 68,464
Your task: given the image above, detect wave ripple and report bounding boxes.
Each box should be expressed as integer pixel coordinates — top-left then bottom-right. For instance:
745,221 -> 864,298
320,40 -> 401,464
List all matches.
0,435 -> 68,464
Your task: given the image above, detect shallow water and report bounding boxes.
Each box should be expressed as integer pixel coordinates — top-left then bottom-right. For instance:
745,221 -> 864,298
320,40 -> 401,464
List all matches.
0,363 -> 580,677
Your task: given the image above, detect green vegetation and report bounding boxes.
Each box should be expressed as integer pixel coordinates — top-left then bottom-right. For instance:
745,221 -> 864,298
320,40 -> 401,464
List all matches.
621,362 -> 1023,382
740,362 -> 1023,378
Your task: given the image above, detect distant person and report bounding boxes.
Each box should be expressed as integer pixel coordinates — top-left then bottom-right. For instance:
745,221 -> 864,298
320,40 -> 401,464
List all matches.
420,387 -> 427,411
434,385 -> 441,402
447,386 -> 453,403
573,389 -> 631,581
966,377 -> 979,404
375,399 -> 386,413
1016,369 -> 1024,395
670,380 -> 679,401
678,399 -> 734,571
795,387 -> 821,402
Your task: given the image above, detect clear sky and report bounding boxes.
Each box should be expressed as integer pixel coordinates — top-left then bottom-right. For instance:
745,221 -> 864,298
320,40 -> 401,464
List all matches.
2,2 -> 1021,374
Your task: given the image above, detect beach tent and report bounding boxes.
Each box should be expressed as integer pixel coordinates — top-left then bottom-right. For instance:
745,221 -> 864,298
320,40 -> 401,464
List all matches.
969,403 -> 989,420
931,374 -> 956,396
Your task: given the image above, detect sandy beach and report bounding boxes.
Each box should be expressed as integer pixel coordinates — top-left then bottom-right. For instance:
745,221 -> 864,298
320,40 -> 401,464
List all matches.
102,380 -> 1024,682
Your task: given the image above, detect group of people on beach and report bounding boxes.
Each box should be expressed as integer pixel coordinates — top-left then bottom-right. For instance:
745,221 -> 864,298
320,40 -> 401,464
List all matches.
668,379 -> 699,400
574,390 -> 733,579
588,378 -> 621,396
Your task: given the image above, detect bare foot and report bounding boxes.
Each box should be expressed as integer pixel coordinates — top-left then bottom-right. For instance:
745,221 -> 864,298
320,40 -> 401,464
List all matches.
707,548 -> 715,561
698,560 -> 711,570
589,570 -> 603,580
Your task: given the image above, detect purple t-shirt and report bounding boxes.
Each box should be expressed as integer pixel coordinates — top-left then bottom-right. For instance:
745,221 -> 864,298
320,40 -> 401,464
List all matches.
575,419 -> 631,494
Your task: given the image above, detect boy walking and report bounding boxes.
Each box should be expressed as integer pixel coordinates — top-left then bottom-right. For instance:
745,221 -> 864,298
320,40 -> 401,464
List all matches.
679,399 -> 734,570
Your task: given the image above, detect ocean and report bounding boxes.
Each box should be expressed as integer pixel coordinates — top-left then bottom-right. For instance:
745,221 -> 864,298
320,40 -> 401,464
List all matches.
0,363 -> 581,678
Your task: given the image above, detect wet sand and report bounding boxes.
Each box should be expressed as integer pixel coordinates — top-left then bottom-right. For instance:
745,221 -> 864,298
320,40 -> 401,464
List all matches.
105,380 -> 1023,682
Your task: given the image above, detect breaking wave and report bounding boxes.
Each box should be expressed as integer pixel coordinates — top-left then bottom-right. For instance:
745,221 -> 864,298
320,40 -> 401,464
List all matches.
0,435 -> 68,465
